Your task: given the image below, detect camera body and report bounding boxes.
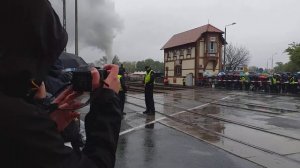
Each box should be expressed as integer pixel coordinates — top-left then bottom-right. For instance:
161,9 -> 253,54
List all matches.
71,67 -> 108,92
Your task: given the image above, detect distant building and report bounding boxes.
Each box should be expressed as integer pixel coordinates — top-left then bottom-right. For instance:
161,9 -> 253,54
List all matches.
161,24 -> 226,85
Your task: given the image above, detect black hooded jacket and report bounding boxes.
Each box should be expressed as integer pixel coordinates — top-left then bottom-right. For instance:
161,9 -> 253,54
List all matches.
0,1 -> 122,168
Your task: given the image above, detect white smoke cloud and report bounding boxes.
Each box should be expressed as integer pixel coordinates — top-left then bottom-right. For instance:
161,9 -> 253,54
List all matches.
49,0 -> 123,63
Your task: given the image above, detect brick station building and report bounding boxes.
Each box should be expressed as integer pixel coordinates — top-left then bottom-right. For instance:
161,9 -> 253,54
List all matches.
161,24 -> 226,86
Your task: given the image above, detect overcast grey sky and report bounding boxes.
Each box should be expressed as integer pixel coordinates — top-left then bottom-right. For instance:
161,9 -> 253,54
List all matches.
50,0 -> 300,68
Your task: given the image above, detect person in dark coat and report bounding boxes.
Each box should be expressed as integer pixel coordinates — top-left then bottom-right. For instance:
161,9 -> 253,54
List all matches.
119,64 -> 126,77
0,1 -> 122,168
45,58 -> 73,96
143,66 -> 155,115
45,59 -> 84,153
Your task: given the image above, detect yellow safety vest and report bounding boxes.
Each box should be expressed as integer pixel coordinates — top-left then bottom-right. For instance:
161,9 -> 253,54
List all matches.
118,75 -> 123,91
241,76 -> 245,82
290,77 -> 296,84
144,70 -> 153,84
270,77 -> 276,85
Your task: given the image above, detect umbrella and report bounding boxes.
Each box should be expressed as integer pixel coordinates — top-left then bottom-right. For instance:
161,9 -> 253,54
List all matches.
204,71 -> 213,77
59,52 -> 88,69
218,72 -> 225,76
259,74 -> 268,79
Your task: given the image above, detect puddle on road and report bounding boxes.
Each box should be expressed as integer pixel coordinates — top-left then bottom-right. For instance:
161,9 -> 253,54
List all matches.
161,118 -> 222,143
192,105 -> 275,129
160,118 -> 300,168
170,109 -> 300,155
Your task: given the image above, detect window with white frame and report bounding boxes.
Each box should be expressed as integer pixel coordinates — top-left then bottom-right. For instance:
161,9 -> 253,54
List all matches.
174,60 -> 182,76
208,41 -> 217,53
175,65 -> 181,76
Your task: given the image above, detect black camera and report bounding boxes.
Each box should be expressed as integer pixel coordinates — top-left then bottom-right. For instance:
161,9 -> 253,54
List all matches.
71,67 -> 108,92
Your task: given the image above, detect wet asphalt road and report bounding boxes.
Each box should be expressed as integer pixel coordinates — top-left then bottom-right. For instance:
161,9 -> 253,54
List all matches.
83,88 -> 300,168
116,122 -> 261,168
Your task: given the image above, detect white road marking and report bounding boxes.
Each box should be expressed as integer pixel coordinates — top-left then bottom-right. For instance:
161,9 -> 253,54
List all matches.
120,95 -> 231,135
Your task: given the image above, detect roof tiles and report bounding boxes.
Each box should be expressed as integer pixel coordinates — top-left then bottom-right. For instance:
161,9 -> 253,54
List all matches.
161,24 -> 223,50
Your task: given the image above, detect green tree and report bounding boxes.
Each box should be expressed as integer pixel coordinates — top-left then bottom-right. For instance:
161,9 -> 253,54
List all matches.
135,58 -> 164,73
284,61 -> 300,72
275,42 -> 300,73
121,61 -> 136,73
136,60 -> 146,71
285,42 -> 300,66
274,62 -> 284,73
112,55 -> 120,65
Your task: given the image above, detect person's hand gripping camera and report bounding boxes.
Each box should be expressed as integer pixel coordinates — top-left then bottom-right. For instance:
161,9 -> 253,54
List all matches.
34,64 -> 120,132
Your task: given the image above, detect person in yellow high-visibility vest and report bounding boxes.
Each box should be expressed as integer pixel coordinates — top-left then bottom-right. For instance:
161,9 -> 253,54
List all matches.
143,66 -> 155,115
118,71 -> 127,116
289,75 -> 297,93
269,75 -> 277,93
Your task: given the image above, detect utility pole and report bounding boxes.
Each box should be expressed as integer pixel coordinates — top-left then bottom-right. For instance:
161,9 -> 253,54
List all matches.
223,26 -> 227,71
271,52 -> 277,70
75,0 -> 78,56
272,56 -> 273,70
63,0 -> 66,52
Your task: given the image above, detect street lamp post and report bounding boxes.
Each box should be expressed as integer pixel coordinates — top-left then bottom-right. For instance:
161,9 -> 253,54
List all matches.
271,52 -> 277,70
266,53 -> 277,71
223,22 -> 236,72
75,0 -> 78,56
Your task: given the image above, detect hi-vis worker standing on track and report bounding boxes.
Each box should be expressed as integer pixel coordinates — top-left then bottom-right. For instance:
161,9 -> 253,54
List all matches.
143,66 -> 155,115
118,70 -> 127,116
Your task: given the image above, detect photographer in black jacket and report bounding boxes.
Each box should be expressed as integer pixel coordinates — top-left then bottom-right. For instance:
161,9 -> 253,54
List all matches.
0,0 -> 122,168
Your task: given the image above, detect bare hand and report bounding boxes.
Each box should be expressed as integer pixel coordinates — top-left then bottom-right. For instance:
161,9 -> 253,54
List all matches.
34,82 -> 46,99
103,64 -> 120,94
50,87 -> 83,132
91,65 -> 120,93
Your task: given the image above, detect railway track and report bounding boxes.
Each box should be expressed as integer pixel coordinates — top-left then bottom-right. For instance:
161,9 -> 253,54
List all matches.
127,94 -> 300,140
128,88 -> 299,115
127,82 -> 300,113
125,97 -> 300,165
124,95 -> 300,166
171,91 -> 299,113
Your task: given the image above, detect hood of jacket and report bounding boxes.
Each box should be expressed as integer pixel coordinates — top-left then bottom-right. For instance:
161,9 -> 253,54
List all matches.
0,0 -> 67,98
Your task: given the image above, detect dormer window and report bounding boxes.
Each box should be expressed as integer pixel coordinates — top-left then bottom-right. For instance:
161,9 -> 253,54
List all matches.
173,50 -> 178,60
180,49 -> 184,56
207,37 -> 218,54
187,48 -> 191,55
172,50 -> 177,56
208,37 -> 217,54
208,42 -> 217,53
